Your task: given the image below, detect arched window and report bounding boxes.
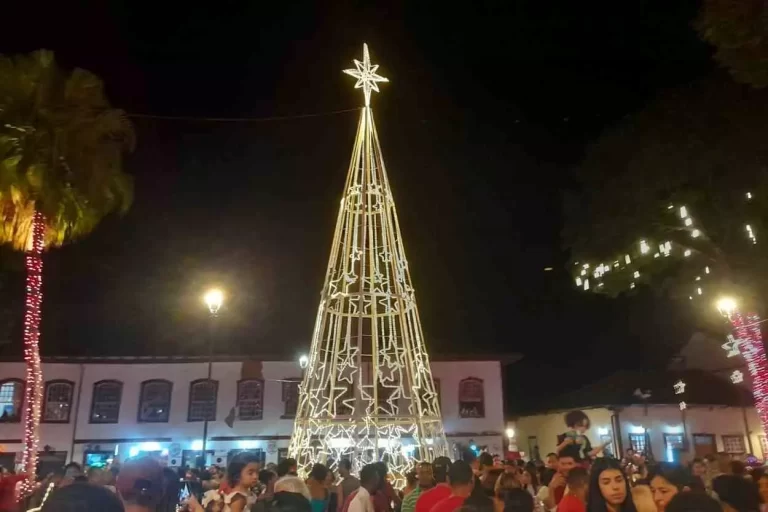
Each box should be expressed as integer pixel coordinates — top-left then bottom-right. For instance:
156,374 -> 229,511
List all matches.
188,379 -> 218,421
458,377 -> 485,418
90,380 -> 123,424
237,379 -> 264,421
281,378 -> 301,419
138,380 -> 172,423
42,380 -> 74,423
0,379 -> 24,423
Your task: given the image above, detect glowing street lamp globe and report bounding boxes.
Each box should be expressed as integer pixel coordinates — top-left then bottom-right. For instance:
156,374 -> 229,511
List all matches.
298,354 -> 309,369
716,296 -> 738,317
204,288 -> 224,315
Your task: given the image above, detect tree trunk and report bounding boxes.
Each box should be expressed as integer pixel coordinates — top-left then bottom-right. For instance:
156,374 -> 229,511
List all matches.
729,310 -> 768,448
20,210 -> 44,496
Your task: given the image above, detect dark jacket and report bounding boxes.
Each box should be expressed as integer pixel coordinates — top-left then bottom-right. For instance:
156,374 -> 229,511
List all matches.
272,491 -> 312,512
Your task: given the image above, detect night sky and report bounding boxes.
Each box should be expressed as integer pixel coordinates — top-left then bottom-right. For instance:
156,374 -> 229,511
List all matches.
0,1 -> 713,408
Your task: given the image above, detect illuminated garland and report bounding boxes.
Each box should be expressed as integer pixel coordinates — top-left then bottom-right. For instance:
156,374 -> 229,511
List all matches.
19,211 -> 44,497
730,311 -> 768,433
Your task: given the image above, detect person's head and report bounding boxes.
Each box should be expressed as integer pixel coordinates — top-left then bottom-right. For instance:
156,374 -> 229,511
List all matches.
626,449 -> 635,458
360,464 -> 380,493
495,472 -> 521,498
630,485 -> 655,512
566,467 -> 589,502
374,462 -> 388,484
753,468 -> 768,504
588,458 -> 635,512
713,474 -> 760,512
665,492 -> 721,512
259,469 -> 277,488
689,458 -> 706,478
417,462 -> 434,488
649,464 -> 690,512
42,483 -> 124,512
521,469 -> 538,490
500,488 -> 534,512
324,469 -> 335,488
478,453 -> 495,473
545,453 -> 558,469
405,470 -> 417,489
433,456 -> 452,484
309,463 -> 329,484
116,456 -> 165,511
449,460 -> 475,495
730,460 -> 746,476
338,459 -> 352,478
277,458 -> 298,477
564,410 -> 590,433
558,455 -> 576,476
227,452 -> 260,490
87,467 -> 104,485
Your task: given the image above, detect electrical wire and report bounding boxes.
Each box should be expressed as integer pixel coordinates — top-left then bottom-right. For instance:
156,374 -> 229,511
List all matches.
127,107 -> 359,123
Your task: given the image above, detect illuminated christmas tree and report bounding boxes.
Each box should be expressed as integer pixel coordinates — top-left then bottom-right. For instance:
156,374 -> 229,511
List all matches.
288,44 -> 448,482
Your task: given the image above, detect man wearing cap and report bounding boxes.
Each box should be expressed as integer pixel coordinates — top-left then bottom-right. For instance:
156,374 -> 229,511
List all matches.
401,463 -> 433,512
414,457 -> 451,512
116,456 -> 166,512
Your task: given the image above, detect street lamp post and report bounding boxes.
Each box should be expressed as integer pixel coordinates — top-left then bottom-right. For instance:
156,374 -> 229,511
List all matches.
201,288 -> 224,468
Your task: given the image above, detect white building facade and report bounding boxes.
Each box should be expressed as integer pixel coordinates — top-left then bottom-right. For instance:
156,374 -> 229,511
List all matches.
0,356 -> 506,469
511,404 -> 765,463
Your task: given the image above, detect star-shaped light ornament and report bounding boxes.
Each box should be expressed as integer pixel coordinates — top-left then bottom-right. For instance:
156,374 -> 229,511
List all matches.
673,380 -> 686,395
679,401 -> 687,410
731,370 -> 744,384
344,43 -> 389,106
722,335 -> 742,358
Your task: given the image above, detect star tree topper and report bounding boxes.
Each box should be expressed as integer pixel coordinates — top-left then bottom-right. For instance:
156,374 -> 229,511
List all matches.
344,43 -> 389,106
731,370 -> 744,384
722,335 -> 742,358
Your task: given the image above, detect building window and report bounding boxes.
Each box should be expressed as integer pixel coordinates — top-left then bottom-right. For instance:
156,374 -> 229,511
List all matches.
664,434 -> 685,462
138,380 -> 172,423
600,434 -> 614,458
188,379 -> 218,422
90,380 -> 122,424
528,436 -> 540,460
722,435 -> 746,454
629,434 -> 646,454
42,380 -> 74,423
458,377 -> 485,418
237,379 -> 264,421
281,379 -> 300,419
0,379 -> 24,423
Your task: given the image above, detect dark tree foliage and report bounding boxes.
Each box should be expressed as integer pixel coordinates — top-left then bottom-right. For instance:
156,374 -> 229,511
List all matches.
696,0 -> 768,88
563,77 -> 768,312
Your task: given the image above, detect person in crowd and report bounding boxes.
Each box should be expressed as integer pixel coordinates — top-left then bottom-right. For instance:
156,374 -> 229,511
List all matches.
403,471 -> 418,500
327,469 -> 339,512
401,463 -> 434,512
431,460 -> 475,512
308,463 -> 330,512
253,470 -> 278,512
503,462 -> 518,476
221,452 -> 260,512
520,468 -> 539,497
40,482 -> 125,512
689,460 -> 706,481
348,464 -> 380,512
116,456 -> 166,512
337,459 -> 360,512
630,485 -> 655,512
666,492 -> 721,512
557,467 -> 588,512
273,476 -> 313,512
751,468 -> 768,508
535,468 -> 555,510
500,488 -> 534,512
415,457 -> 452,512
373,462 -> 399,512
587,458 -> 636,512
481,469 -> 504,499
556,411 -> 606,463
28,467 -> 66,510
712,474 -> 760,512
541,453 -> 576,510
279,460 -> 300,479
544,455 -> 558,471
493,473 -> 522,512
649,464 -> 690,512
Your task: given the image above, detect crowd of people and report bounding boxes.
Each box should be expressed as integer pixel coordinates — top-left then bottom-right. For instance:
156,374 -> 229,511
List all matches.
1,408 -> 767,512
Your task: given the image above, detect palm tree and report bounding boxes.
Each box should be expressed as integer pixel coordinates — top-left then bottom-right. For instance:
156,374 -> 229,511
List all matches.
0,50 -> 134,490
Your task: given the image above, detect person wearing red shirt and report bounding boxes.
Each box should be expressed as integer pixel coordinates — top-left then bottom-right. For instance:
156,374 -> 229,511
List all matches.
430,460 -> 474,512
557,467 -> 588,512
0,472 -> 27,512
415,457 -> 452,512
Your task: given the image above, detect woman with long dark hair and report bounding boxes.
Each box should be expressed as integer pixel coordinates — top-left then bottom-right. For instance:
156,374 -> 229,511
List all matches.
588,459 -> 637,512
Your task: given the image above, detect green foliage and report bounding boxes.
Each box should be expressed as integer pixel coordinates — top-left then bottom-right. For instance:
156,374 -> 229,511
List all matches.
563,77 -> 768,310
696,0 -> 768,88
0,50 -> 134,251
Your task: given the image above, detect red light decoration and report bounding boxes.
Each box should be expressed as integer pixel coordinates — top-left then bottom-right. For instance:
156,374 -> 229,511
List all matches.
19,211 -> 44,497
730,311 -> 768,436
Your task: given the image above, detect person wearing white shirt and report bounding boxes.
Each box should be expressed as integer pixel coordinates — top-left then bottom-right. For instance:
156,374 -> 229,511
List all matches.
348,464 -> 380,512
